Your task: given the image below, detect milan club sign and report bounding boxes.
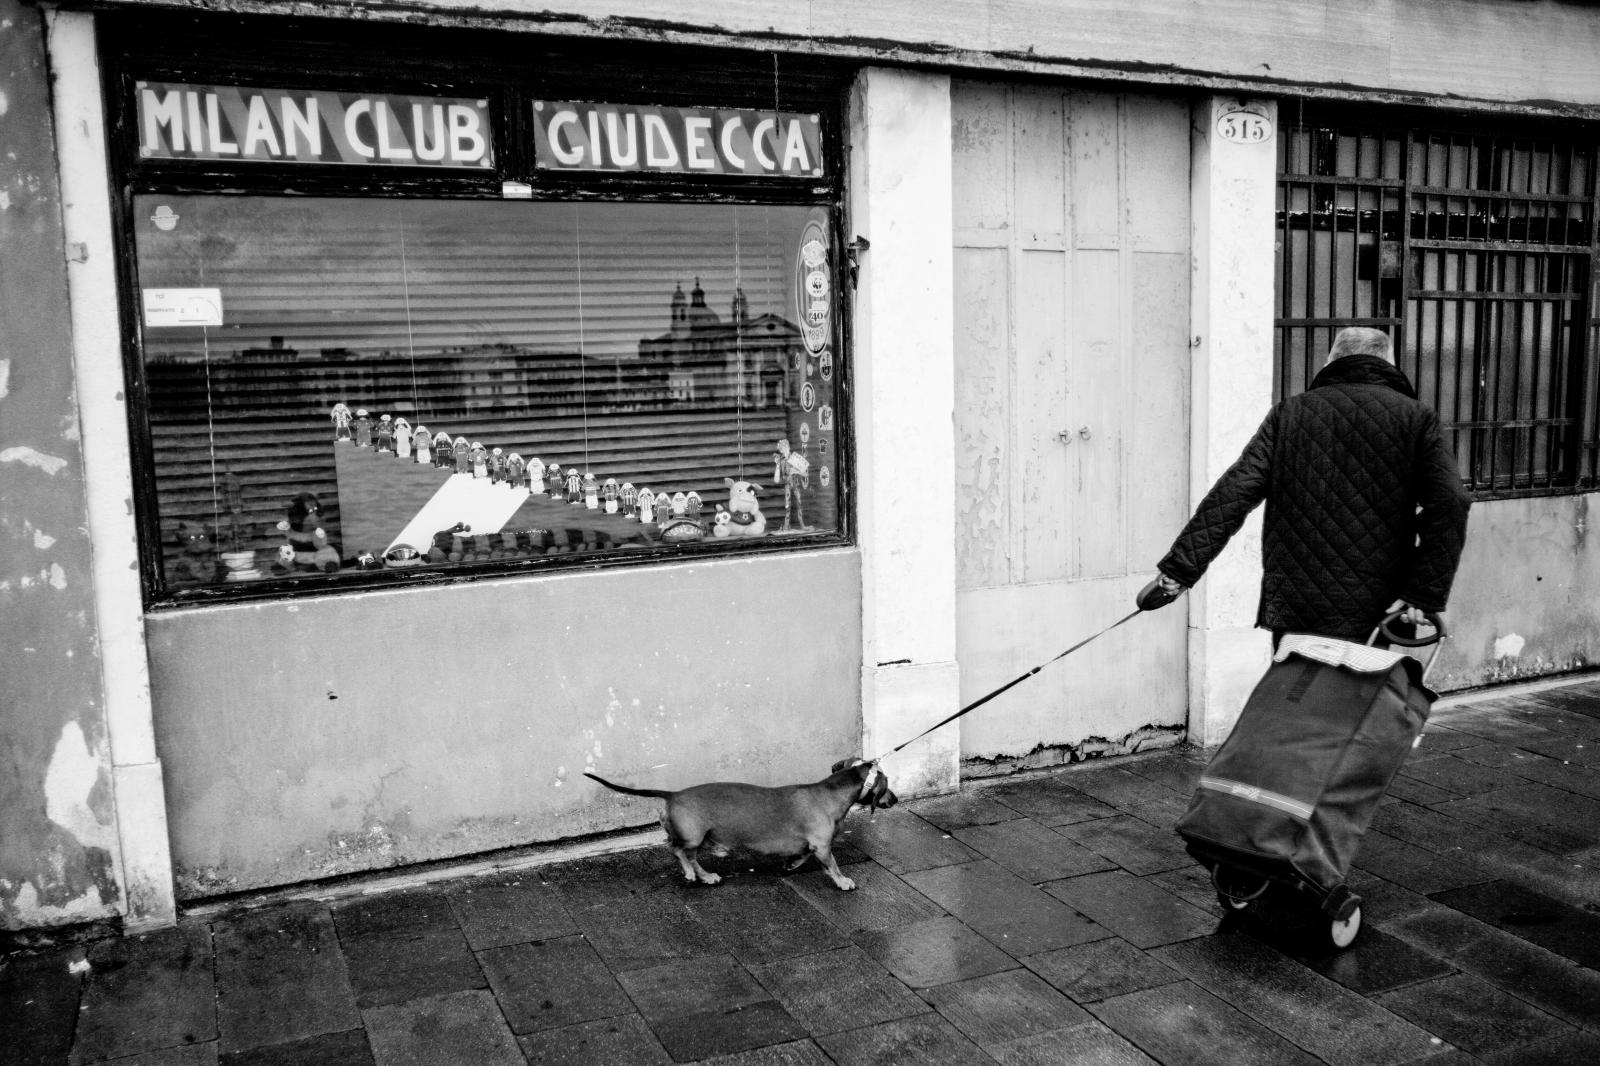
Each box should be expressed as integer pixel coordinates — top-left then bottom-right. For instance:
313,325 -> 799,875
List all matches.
136,82 -> 495,168
532,101 -> 823,178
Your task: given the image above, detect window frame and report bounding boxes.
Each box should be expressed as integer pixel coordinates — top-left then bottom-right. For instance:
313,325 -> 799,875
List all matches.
99,11 -> 859,608
1274,101 -> 1600,501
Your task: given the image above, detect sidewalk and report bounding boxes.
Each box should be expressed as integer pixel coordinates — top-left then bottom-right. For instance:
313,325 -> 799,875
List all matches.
5,680 -> 1599,1065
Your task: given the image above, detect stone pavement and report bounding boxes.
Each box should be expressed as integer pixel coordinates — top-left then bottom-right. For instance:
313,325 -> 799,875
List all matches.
5,680 -> 1600,1065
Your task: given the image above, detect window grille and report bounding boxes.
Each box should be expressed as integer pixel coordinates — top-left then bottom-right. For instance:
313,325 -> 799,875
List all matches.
1276,107 -> 1600,497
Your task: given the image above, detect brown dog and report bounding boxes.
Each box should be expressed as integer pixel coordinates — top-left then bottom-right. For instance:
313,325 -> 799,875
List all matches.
584,758 -> 896,890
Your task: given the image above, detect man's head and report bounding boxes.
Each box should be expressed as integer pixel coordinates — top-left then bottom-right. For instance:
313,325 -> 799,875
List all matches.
1327,327 -> 1394,366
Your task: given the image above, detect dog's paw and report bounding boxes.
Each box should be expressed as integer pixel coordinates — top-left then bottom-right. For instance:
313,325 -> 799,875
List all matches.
697,871 -> 723,885
833,876 -> 856,891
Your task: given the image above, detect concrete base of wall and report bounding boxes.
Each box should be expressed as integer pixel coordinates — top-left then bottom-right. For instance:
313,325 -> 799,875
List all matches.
866,661 -> 961,798
1186,624 -> 1272,747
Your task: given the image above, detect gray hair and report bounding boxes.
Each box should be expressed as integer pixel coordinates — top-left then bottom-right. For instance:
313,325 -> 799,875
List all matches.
1327,327 -> 1394,365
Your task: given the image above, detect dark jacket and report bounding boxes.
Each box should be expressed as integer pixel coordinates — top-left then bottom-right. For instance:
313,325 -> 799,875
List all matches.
1158,355 -> 1472,640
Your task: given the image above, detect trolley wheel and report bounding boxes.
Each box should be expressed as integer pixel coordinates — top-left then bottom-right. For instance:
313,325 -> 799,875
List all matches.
1328,905 -> 1362,949
1211,866 -> 1269,912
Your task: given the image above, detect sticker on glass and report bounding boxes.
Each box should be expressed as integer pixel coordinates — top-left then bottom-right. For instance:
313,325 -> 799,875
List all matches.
143,288 -> 223,327
819,350 -> 833,381
800,381 -> 816,413
818,405 -> 833,432
819,466 -> 831,488
796,219 -> 831,355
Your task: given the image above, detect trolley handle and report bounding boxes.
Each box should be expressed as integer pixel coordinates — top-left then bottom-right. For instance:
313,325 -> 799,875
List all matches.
1376,609 -> 1446,648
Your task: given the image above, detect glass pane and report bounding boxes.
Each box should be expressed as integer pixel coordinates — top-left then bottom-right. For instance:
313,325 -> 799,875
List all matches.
133,195 -> 843,593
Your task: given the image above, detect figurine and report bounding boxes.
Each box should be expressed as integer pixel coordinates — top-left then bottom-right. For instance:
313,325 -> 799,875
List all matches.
619,482 -> 638,518
710,505 -> 733,536
526,457 -> 545,492
376,414 -> 395,454
273,492 -> 340,573
637,488 -> 656,524
434,431 -> 453,469
413,425 -> 432,465
686,490 -> 703,517
453,436 -> 472,474
488,447 -> 505,483
393,417 -> 412,459
603,478 -> 619,514
546,462 -> 565,497
331,402 -> 353,441
658,491 -> 704,542
717,478 -> 767,537
582,472 -> 600,509
773,437 -> 811,532
565,467 -> 582,503
506,453 -> 525,488
655,492 -> 673,525
471,442 -> 488,479
671,491 -> 689,516
353,409 -> 373,447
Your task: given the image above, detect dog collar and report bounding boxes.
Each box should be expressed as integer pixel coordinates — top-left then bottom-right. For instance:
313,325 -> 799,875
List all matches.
860,763 -> 879,795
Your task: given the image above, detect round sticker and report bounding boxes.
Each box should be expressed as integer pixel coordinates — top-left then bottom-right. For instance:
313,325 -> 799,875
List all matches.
819,466 -> 831,488
819,351 -> 833,381
799,422 -> 811,445
795,219 -> 831,355
800,382 -> 816,413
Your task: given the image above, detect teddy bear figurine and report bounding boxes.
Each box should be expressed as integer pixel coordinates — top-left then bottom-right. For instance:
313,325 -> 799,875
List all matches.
273,492 -> 341,573
719,478 -> 767,537
169,520 -> 219,584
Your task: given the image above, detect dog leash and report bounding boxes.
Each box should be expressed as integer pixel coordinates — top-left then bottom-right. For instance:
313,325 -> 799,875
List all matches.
873,605 -> 1148,762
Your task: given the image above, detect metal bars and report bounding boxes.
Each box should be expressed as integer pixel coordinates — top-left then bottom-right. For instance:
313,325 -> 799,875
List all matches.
1276,109 -> 1600,497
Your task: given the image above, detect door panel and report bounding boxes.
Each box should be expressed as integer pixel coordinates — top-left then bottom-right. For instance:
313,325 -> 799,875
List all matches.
953,83 -> 1191,763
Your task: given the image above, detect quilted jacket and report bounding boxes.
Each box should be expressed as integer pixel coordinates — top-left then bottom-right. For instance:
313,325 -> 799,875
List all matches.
1158,355 -> 1472,640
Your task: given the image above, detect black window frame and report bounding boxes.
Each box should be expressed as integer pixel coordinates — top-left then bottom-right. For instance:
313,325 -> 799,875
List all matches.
99,11 -> 859,608
1275,100 -> 1600,500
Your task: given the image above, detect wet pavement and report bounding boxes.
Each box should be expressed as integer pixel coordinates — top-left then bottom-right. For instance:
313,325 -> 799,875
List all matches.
5,679 -> 1600,1065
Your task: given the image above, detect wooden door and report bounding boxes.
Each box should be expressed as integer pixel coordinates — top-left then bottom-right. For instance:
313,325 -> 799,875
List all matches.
953,83 -> 1191,768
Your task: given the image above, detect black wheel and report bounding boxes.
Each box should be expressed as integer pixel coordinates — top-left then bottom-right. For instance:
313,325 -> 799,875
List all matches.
1211,865 -> 1269,912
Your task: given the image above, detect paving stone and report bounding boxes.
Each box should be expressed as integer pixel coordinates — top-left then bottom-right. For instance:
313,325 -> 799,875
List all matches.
784,860 -> 943,936
1398,753 -> 1525,796
920,967 -> 1090,1047
1500,751 -> 1600,802
1447,743 -> 1540,770
1041,870 -> 1215,949
1144,864 -> 1227,919
218,1028 -> 372,1066
840,810 -> 981,874
1387,903 -> 1600,1026
1053,815 -> 1192,876
694,1039 -> 835,1065
212,903 -> 362,1054
1352,830 -> 1497,896
1090,981 -> 1323,1066
98,1043 -> 217,1066
2,947 -> 84,1066
568,892 -> 725,972
1059,768 -> 1191,824
853,916 -> 1018,989
446,874 -> 577,950
988,1021 -> 1159,1066
1022,937 -> 1183,1003
1433,782 -> 1600,836
1456,835 -> 1600,911
750,944 -> 929,1036
951,818 -> 1117,883
1384,773 -> 1463,808
648,1001 -> 809,1062
1502,819 -> 1600,857
1430,880 -> 1600,970
548,849 -> 687,910
362,988 -> 522,1066
1412,726 -> 1481,754
905,861 -> 1110,956
70,923 -> 216,1064
1370,801 -> 1488,854
1479,1030 -> 1600,1066
619,954 -> 771,1023
1346,869 -> 1440,926
479,934 -> 633,1034
1374,974 -> 1570,1057
985,778 -> 1121,827
332,891 -> 485,1009
812,1011 -> 994,1066
684,880 -> 850,966
904,791 -> 1021,831
1291,928 -> 1457,997
1153,932 -> 1442,1066
516,1014 -> 671,1065
1120,748 -> 1208,795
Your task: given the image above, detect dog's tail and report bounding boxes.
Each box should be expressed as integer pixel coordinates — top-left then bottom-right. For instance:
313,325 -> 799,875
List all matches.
583,771 -> 671,800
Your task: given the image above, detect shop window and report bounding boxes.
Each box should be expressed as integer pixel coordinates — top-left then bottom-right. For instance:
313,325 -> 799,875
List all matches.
108,22 -> 850,603
1276,107 -> 1600,498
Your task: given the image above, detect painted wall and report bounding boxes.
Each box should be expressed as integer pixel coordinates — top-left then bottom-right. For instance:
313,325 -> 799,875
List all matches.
145,550 -> 861,898
0,1 -> 125,931
114,0 -> 1600,114
1429,494 -> 1597,691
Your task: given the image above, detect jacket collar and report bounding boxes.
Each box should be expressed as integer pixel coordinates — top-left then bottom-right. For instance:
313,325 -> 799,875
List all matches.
1308,354 -> 1417,399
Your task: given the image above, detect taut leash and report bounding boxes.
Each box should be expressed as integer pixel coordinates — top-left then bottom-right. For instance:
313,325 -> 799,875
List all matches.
874,607 -> 1146,762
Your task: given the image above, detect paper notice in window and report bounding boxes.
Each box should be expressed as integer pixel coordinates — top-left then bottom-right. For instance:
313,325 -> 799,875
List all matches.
143,288 -> 223,327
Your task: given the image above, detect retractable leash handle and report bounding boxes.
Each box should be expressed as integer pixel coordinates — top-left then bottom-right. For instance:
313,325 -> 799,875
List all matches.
1135,575 -> 1186,611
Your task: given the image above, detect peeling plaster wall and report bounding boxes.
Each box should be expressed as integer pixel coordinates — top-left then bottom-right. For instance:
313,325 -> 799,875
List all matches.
1429,494 -> 1598,691
145,550 -> 861,899
0,0 -> 123,930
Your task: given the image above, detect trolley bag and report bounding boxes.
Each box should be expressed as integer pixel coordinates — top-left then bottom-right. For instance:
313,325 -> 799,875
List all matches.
1175,613 -> 1443,949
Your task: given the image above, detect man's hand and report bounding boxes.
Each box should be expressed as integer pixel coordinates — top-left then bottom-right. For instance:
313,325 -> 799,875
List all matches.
1136,574 -> 1188,611
1386,600 -> 1428,626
